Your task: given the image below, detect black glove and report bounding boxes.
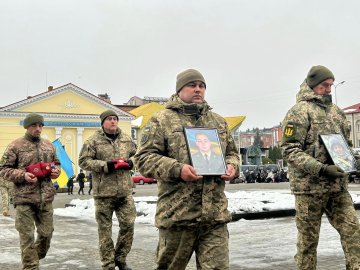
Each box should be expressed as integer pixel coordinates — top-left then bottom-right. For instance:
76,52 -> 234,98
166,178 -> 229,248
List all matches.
320,165 -> 346,179
107,160 -> 116,172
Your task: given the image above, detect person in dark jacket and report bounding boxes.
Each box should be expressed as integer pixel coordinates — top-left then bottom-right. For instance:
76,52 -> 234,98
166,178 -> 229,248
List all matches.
77,169 -> 86,195
67,175 -> 75,195
87,172 -> 93,195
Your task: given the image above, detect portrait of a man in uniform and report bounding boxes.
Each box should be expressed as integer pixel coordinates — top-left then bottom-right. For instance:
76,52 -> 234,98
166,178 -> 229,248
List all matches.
185,128 -> 226,175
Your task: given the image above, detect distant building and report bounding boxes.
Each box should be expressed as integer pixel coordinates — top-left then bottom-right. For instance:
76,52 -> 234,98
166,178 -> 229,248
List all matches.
0,84 -> 133,174
125,96 -> 169,106
343,102 -> 360,148
237,128 -> 274,149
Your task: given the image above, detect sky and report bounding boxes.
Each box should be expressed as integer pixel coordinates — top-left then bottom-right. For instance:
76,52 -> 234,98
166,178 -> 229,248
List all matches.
1,0 -> 360,130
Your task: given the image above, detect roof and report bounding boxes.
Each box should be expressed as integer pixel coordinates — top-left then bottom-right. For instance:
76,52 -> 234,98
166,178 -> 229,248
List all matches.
343,103 -> 360,114
130,102 -> 165,128
224,116 -> 246,130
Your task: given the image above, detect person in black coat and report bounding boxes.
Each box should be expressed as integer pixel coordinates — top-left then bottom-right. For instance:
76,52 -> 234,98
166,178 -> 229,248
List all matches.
77,169 -> 86,195
87,172 -> 93,195
67,175 -> 75,195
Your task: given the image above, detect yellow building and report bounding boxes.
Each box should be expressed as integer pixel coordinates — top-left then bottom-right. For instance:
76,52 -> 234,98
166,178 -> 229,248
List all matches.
0,83 -> 133,175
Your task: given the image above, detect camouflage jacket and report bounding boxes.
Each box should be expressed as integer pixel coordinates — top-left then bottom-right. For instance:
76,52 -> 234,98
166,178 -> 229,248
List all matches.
0,176 -> 13,189
281,81 -> 352,194
78,128 -> 136,198
0,133 -> 60,206
134,94 -> 240,229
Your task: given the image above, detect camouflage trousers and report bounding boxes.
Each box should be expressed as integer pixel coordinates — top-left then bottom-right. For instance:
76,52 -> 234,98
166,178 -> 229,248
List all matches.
0,185 -> 11,214
156,223 -> 229,270
95,196 -> 136,270
15,203 -> 54,270
295,191 -> 360,270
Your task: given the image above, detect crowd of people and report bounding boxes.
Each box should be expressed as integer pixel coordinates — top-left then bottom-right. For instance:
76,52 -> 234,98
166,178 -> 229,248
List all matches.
0,66 -> 360,270
243,168 -> 288,183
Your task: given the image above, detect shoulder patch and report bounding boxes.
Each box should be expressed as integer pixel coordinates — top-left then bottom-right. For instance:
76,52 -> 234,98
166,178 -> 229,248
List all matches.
140,126 -> 151,145
284,122 -> 297,138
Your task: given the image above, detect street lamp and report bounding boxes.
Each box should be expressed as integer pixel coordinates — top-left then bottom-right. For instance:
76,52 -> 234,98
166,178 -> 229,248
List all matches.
334,80 -> 345,105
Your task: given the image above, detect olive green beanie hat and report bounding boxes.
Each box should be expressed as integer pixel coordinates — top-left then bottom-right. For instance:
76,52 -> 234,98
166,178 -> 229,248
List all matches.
100,110 -> 118,125
176,69 -> 206,93
306,65 -> 335,89
23,113 -> 44,129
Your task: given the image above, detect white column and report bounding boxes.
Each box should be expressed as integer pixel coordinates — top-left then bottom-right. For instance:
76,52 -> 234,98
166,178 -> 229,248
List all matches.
55,127 -> 63,139
77,128 -> 84,164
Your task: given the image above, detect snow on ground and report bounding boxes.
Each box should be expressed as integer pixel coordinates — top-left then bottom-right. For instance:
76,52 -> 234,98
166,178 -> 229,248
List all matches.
53,191 -> 360,225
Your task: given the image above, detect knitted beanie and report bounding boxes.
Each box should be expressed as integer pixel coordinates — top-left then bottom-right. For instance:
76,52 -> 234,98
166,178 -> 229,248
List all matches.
176,69 -> 206,93
23,113 -> 44,129
306,65 -> 335,88
100,110 -> 118,125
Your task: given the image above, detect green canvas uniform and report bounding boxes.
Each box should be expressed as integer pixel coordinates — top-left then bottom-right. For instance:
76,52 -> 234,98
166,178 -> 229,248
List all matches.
281,80 -> 360,270
134,94 -> 239,270
0,176 -> 13,214
0,133 -> 60,270
78,127 -> 136,270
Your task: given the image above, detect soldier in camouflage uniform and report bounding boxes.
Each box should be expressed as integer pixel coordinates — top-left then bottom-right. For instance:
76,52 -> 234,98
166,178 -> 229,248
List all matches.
0,113 -> 61,270
281,65 -> 360,270
78,109 -> 136,270
0,175 -> 13,216
134,69 -> 239,270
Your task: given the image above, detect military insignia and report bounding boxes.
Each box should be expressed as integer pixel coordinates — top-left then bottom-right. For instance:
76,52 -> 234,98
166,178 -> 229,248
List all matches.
140,126 -> 151,145
46,165 -> 50,170
34,168 -> 39,173
284,122 -> 297,138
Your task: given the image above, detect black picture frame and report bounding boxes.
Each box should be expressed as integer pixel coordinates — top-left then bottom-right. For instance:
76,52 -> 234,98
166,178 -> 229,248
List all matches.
184,127 -> 226,175
320,133 -> 357,173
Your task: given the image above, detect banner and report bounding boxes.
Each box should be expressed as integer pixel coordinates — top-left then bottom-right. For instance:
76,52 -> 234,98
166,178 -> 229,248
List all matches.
52,139 -> 75,188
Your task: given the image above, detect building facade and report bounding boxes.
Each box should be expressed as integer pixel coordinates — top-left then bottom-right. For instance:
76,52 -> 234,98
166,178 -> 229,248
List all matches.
0,84 -> 133,175
344,103 -> 360,148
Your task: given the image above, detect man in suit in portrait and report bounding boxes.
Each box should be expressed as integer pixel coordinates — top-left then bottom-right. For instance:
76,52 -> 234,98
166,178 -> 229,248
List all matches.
192,132 -> 225,175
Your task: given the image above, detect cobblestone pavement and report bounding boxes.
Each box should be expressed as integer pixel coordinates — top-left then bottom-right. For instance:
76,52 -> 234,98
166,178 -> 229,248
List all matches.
1,183 -> 359,269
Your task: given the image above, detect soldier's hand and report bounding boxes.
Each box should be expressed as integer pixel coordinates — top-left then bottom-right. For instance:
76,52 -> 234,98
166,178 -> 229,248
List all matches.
50,167 -> 61,179
221,164 -> 236,181
180,164 -> 203,182
25,172 -> 38,183
320,165 -> 346,179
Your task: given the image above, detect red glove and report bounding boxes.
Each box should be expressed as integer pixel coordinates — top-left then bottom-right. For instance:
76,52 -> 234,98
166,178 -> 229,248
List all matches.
113,159 -> 133,170
26,162 -> 55,178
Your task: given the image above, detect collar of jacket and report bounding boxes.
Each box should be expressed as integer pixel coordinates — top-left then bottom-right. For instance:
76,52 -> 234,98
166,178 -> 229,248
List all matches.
296,80 -> 331,109
165,94 -> 211,116
24,132 -> 41,143
100,127 -> 121,140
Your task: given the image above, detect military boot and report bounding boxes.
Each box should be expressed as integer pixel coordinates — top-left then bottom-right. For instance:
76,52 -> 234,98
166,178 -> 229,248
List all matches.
2,211 -> 10,216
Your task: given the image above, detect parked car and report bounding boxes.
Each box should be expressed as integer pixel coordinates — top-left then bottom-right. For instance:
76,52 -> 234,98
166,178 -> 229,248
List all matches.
132,172 -> 157,185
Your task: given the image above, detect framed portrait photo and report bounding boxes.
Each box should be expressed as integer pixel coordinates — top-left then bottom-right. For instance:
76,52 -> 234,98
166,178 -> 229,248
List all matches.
184,127 -> 226,175
320,133 -> 357,173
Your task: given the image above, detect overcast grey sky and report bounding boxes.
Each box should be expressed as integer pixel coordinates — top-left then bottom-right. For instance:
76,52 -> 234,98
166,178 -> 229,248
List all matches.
1,0 -> 360,130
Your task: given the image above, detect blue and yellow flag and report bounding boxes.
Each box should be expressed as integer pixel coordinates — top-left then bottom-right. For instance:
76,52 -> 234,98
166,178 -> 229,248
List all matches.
52,139 -> 75,188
